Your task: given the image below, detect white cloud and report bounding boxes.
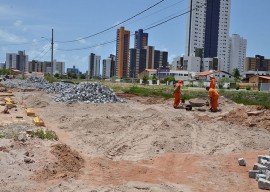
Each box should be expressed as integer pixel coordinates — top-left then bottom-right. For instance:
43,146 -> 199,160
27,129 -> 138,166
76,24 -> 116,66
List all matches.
14,20 -> 22,27
0,29 -> 27,43
13,20 -> 27,31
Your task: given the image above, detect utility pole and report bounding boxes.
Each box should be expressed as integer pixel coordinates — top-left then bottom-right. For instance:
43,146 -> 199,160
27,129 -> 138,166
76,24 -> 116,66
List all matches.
51,28 -> 54,78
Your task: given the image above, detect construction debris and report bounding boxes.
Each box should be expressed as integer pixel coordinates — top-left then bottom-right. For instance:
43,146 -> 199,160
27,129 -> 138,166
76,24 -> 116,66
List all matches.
2,77 -> 125,104
249,153 -> 270,190
238,157 -> 246,166
247,110 -> 265,116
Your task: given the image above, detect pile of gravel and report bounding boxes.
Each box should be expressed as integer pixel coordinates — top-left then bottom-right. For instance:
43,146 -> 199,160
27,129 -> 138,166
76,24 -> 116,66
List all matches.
2,76 -> 124,104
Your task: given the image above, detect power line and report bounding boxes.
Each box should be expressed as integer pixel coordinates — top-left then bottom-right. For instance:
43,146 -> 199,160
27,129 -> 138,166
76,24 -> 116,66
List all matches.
119,0 -> 185,29
55,0 -> 166,43
57,3 -> 206,52
31,44 -> 51,60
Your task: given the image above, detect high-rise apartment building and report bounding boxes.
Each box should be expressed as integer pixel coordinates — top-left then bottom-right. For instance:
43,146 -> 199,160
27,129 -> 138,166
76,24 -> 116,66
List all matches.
229,34 -> 247,74
134,29 -> 148,49
54,61 -> 65,75
129,48 -> 147,78
116,27 -> 130,78
145,46 -> 155,69
185,0 -> 231,71
28,60 -> 65,75
246,55 -> 270,72
88,53 -> 101,78
154,50 -> 168,69
102,54 -> 116,79
66,65 -> 80,76
6,51 -> 28,71
129,46 -> 168,78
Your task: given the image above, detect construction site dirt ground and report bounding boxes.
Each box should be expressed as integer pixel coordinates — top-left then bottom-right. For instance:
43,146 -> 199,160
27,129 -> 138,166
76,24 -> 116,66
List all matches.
1,89 -> 270,192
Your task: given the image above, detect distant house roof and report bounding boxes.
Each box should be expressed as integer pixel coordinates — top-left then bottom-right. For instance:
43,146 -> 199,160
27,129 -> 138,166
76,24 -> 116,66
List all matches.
243,75 -> 270,80
197,71 -> 214,76
197,70 -> 232,77
144,69 -> 157,72
10,69 -> 21,73
259,76 -> 270,80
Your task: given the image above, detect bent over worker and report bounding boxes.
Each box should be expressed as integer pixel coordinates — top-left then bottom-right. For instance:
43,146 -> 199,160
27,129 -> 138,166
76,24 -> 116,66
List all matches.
209,74 -> 216,89
173,80 -> 183,108
206,87 -> 219,112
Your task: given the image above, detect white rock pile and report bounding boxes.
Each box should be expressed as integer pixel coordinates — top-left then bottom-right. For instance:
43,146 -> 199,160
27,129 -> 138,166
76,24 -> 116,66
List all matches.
2,77 -> 125,104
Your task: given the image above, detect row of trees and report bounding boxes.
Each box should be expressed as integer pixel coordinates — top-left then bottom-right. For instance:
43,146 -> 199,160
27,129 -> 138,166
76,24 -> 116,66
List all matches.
0,69 -> 15,75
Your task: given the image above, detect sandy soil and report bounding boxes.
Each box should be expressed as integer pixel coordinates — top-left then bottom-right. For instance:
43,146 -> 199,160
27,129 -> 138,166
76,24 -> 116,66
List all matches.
0,88 -> 270,192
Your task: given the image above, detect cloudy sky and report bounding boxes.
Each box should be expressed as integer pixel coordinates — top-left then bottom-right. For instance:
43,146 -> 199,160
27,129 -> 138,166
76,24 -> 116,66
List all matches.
0,0 -> 270,72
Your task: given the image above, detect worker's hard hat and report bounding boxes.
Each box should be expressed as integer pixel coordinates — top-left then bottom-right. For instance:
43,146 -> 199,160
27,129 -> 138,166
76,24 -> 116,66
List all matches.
210,74 -> 215,78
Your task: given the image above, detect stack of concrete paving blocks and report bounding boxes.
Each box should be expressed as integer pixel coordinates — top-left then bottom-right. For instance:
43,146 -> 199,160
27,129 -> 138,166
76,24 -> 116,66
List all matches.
249,154 -> 270,190
25,108 -> 35,116
32,116 -> 45,126
25,107 -> 45,126
4,97 -> 14,109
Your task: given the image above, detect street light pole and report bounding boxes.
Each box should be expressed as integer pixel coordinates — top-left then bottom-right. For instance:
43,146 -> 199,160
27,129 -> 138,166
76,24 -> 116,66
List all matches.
51,28 -> 54,77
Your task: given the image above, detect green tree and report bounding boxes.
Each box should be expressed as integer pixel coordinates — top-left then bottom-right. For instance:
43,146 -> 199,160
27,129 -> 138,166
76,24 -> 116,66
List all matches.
142,75 -> 149,84
164,76 -> 175,82
152,74 -> 157,84
54,73 -> 60,78
80,74 -> 86,79
233,68 -> 241,81
71,73 -> 77,79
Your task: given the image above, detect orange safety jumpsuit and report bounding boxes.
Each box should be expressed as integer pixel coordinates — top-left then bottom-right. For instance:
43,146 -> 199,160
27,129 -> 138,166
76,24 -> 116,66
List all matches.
210,77 -> 216,89
173,80 -> 182,108
209,88 -> 219,112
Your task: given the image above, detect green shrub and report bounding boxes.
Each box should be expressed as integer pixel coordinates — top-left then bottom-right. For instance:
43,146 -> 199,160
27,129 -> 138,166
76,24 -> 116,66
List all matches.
246,86 -> 251,90
30,129 -> 58,140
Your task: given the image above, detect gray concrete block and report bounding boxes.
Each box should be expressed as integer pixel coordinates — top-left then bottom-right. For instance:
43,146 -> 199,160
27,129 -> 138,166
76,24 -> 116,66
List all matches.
256,174 -> 266,181
266,170 -> 270,181
258,155 -> 270,163
258,178 -> 270,190
249,170 -> 260,178
238,157 -> 246,166
253,163 -> 268,173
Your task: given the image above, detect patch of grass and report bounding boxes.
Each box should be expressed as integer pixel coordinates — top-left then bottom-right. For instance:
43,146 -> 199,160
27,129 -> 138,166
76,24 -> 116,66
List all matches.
44,76 -> 59,83
220,90 -> 270,109
30,129 -> 58,140
0,131 -> 18,139
104,82 -> 270,109
124,86 -> 209,100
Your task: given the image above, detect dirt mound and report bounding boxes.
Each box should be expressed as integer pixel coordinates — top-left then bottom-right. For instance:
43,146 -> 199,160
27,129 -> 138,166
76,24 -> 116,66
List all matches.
23,92 -> 49,108
117,92 -> 167,105
219,106 -> 270,130
34,144 -> 84,181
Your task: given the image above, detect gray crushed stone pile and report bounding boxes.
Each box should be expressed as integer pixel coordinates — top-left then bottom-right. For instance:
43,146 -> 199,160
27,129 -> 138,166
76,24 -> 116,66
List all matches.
2,76 -> 124,104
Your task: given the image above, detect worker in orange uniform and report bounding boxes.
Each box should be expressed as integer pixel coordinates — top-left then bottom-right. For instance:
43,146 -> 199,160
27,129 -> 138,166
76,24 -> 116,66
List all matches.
206,87 -> 219,112
209,74 -> 216,89
173,80 -> 183,108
